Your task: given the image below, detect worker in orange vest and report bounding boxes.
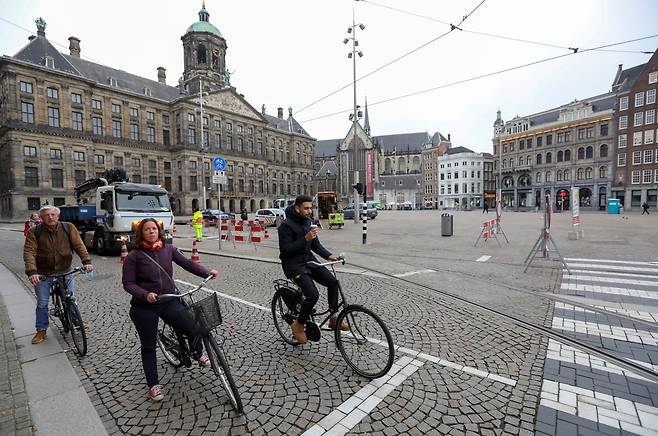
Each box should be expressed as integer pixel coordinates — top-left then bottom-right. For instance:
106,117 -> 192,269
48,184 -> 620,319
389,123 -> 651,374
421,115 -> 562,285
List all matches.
192,209 -> 203,242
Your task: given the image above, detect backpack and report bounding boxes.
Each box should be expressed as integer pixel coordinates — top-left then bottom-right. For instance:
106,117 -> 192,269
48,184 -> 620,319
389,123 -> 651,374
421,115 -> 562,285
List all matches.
34,222 -> 73,244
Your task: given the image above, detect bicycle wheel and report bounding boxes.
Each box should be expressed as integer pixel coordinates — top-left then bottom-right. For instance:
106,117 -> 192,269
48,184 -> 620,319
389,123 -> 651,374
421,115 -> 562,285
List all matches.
204,336 -> 243,413
271,290 -> 300,346
53,292 -> 69,333
335,305 -> 394,379
66,301 -> 88,356
156,324 -> 184,368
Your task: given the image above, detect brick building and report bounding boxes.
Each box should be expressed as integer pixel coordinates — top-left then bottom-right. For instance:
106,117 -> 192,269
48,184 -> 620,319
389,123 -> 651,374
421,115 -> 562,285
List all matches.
0,8 -> 314,220
611,52 -> 658,210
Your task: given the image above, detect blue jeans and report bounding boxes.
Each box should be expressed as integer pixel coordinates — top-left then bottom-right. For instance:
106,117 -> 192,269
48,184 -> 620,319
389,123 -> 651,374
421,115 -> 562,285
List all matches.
35,275 -> 75,332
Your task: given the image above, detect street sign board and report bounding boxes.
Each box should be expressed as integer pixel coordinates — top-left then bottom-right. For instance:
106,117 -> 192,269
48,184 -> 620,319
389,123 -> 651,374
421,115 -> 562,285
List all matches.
213,156 -> 226,171
212,170 -> 227,185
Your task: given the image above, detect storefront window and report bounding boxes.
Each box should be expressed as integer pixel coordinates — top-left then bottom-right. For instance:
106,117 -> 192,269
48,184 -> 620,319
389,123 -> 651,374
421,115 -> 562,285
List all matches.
631,190 -> 641,207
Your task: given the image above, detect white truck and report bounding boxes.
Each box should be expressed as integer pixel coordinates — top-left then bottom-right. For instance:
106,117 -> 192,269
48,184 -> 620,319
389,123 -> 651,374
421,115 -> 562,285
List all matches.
60,170 -> 174,254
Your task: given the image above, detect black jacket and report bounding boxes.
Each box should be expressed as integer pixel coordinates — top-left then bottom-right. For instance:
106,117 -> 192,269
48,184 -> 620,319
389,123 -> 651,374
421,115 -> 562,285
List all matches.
278,205 -> 332,277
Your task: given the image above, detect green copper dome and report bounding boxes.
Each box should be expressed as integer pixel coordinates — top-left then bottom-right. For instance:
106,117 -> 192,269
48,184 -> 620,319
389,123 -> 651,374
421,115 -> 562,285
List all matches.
186,21 -> 222,38
186,3 -> 222,38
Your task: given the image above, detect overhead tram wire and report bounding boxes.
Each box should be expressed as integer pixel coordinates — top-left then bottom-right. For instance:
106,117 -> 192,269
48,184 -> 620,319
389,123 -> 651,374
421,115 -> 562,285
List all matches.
360,0 -> 654,55
294,0 -> 488,116
300,33 -> 658,123
0,16 -> 106,65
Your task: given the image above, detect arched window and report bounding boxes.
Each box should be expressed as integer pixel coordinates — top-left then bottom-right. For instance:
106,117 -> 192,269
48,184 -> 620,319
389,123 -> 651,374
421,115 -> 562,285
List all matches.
599,144 -> 608,158
599,165 -> 608,179
557,150 -> 563,162
509,158 -> 514,168
557,170 -> 563,181
536,154 -> 542,165
518,175 -> 530,187
563,169 -> 570,181
585,167 -> 593,179
586,146 -> 593,159
565,149 -> 571,161
536,172 -> 542,183
545,171 -> 552,182
503,176 -> 514,188
518,156 -> 523,166
527,155 -> 531,165
577,168 -> 584,180
196,44 -> 207,64
546,152 -> 552,164
577,147 -> 585,160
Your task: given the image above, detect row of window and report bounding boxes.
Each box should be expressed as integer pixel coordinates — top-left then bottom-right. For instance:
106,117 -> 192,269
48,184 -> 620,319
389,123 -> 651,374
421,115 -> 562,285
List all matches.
501,166 -> 608,187
438,160 -> 482,169
500,124 -> 609,154
501,145 -> 608,169
619,88 -> 657,111
439,182 -> 482,195
439,170 -> 482,181
617,149 -> 658,167
181,113 -> 260,137
618,109 -> 657,129
631,170 -> 658,185
618,129 -> 658,147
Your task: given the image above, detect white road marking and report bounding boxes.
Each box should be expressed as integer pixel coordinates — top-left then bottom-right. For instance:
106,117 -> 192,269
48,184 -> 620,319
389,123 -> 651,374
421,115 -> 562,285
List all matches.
302,357 -> 425,436
562,274 -> 658,288
560,283 -> 658,300
175,279 -> 269,312
569,269 -> 658,281
565,258 -> 658,267
476,255 -> 491,262
566,263 -> 658,274
393,269 -> 434,278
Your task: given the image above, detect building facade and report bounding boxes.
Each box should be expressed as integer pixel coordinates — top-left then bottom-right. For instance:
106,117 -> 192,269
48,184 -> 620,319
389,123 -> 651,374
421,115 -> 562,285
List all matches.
0,8 -> 314,220
494,93 -> 614,211
611,53 -> 658,210
437,147 -> 486,209
421,132 -> 451,209
482,152 -> 496,208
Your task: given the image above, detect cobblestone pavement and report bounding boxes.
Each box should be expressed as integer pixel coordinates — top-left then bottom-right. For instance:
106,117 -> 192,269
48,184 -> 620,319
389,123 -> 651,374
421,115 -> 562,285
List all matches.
0,227 -> 546,435
2,209 -> 658,435
0,293 -> 32,436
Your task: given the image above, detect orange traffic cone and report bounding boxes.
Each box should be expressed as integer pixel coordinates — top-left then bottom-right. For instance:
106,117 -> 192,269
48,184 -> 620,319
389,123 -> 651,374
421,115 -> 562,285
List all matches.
191,239 -> 200,263
119,238 -> 128,264
204,218 -> 209,229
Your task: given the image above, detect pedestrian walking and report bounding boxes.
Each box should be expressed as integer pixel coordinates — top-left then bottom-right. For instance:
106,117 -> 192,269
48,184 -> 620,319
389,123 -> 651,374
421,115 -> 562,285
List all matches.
483,203 -> 489,214
192,208 -> 203,241
240,208 -> 248,221
23,212 -> 41,236
641,202 -> 650,215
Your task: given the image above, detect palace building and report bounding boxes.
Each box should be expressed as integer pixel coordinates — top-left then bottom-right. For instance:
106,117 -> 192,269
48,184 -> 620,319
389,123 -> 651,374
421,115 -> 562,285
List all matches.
0,6 -> 315,220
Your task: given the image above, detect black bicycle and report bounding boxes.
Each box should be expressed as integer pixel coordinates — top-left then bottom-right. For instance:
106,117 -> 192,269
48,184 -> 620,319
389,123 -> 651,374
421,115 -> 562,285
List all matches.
43,266 -> 88,356
156,277 -> 243,413
271,258 -> 395,379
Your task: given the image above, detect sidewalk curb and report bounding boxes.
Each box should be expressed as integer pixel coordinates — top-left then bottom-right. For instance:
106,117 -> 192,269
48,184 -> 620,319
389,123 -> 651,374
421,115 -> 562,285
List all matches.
0,263 -> 108,436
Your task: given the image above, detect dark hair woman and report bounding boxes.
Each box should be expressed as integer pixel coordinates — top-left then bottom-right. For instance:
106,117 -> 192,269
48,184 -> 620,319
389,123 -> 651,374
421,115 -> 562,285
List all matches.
122,218 -> 218,402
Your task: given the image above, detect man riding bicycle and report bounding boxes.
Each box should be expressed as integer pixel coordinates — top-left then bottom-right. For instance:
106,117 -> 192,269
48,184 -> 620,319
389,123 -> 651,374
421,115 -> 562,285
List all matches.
278,195 -> 348,344
23,206 -> 94,344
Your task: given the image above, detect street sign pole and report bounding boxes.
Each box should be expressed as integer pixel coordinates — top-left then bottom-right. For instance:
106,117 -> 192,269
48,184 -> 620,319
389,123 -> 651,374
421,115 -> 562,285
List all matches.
212,156 -> 227,250
218,181 -> 222,250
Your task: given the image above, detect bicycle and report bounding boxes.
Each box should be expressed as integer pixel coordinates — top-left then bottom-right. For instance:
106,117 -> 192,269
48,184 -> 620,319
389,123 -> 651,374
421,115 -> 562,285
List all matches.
271,258 -> 395,379
156,277 -> 243,413
42,266 -> 88,356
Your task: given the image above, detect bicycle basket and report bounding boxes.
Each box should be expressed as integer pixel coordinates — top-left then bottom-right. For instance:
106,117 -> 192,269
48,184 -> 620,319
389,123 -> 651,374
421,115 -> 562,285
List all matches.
188,293 -> 222,333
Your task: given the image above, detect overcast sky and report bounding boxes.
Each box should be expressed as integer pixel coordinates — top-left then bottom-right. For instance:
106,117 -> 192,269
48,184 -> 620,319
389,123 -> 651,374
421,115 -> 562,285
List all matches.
1,0 -> 657,152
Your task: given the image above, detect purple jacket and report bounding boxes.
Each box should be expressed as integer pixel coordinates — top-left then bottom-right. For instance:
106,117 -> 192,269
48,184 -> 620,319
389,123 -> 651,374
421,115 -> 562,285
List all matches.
122,244 -> 210,304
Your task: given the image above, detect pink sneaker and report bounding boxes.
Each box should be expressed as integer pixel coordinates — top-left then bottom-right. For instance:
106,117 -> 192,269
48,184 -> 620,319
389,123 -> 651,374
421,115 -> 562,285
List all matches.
197,352 -> 211,367
148,384 -> 164,401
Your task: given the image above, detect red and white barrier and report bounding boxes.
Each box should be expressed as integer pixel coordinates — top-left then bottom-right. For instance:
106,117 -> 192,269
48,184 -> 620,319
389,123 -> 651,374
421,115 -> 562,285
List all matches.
234,220 -> 246,243
220,218 -> 229,241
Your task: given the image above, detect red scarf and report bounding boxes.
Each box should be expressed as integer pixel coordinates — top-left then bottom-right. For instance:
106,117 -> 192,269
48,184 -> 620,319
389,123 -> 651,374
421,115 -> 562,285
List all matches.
141,240 -> 163,252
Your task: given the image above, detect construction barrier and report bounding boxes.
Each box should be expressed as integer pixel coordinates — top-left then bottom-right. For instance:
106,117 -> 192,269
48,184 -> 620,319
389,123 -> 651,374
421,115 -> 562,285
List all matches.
234,220 -> 246,243
250,222 -> 264,244
191,239 -> 200,263
474,219 -> 500,247
119,238 -> 128,264
220,218 -> 230,241
328,213 -> 345,229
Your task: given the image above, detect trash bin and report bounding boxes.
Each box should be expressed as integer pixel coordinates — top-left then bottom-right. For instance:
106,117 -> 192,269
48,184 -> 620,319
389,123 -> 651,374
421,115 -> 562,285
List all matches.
441,213 -> 453,236
607,199 -> 620,214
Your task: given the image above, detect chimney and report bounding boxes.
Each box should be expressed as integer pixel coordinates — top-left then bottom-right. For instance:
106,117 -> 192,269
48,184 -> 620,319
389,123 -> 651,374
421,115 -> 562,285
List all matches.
447,134 -> 451,142
277,107 -> 283,119
288,106 -> 293,118
28,35 -> 36,41
157,67 -> 166,84
261,104 -> 266,115
68,36 -> 81,57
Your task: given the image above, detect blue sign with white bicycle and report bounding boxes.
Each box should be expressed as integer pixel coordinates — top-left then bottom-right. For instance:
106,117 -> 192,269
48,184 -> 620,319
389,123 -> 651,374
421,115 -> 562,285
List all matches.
213,156 -> 226,171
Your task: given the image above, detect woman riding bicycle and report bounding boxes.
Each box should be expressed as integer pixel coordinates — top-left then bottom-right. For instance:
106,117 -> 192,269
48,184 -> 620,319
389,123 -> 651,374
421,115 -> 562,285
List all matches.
122,218 -> 218,402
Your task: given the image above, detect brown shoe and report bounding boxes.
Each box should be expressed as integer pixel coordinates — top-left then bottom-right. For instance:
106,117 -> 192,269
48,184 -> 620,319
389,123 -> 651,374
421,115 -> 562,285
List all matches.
291,320 -> 308,344
328,316 -> 350,332
82,320 -> 89,330
31,330 -> 47,344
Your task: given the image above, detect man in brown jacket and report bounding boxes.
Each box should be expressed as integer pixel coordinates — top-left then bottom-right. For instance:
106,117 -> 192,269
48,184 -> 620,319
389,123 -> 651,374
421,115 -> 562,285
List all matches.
23,206 -> 94,344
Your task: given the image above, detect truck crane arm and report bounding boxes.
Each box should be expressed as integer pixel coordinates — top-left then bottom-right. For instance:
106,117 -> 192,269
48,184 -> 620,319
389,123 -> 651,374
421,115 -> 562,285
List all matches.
74,168 -> 128,203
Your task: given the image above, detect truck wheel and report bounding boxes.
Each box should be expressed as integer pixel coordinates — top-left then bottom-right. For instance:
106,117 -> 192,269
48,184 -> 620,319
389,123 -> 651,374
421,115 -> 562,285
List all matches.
94,234 -> 106,255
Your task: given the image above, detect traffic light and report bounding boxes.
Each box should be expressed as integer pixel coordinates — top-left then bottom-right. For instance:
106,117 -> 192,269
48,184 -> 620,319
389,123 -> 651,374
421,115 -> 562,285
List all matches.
352,182 -> 364,195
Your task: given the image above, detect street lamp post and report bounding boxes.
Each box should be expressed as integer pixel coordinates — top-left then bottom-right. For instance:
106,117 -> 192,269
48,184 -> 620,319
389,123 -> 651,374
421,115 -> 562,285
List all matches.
197,79 -> 209,209
344,15 -> 365,223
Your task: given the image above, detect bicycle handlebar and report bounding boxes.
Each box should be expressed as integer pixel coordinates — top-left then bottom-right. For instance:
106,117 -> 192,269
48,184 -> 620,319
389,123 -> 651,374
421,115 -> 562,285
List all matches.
306,257 -> 346,268
38,266 -> 86,280
157,275 -> 215,302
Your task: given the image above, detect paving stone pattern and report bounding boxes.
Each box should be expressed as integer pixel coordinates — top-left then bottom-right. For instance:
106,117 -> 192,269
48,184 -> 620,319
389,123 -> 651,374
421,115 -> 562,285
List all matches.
0,234 -> 550,435
0,294 -> 33,436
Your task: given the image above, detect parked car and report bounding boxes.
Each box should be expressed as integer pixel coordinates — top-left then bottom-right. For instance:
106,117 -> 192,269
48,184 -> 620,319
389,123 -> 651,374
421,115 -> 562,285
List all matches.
402,202 -> 413,211
202,209 -> 229,225
341,205 -> 378,220
255,208 -> 285,226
